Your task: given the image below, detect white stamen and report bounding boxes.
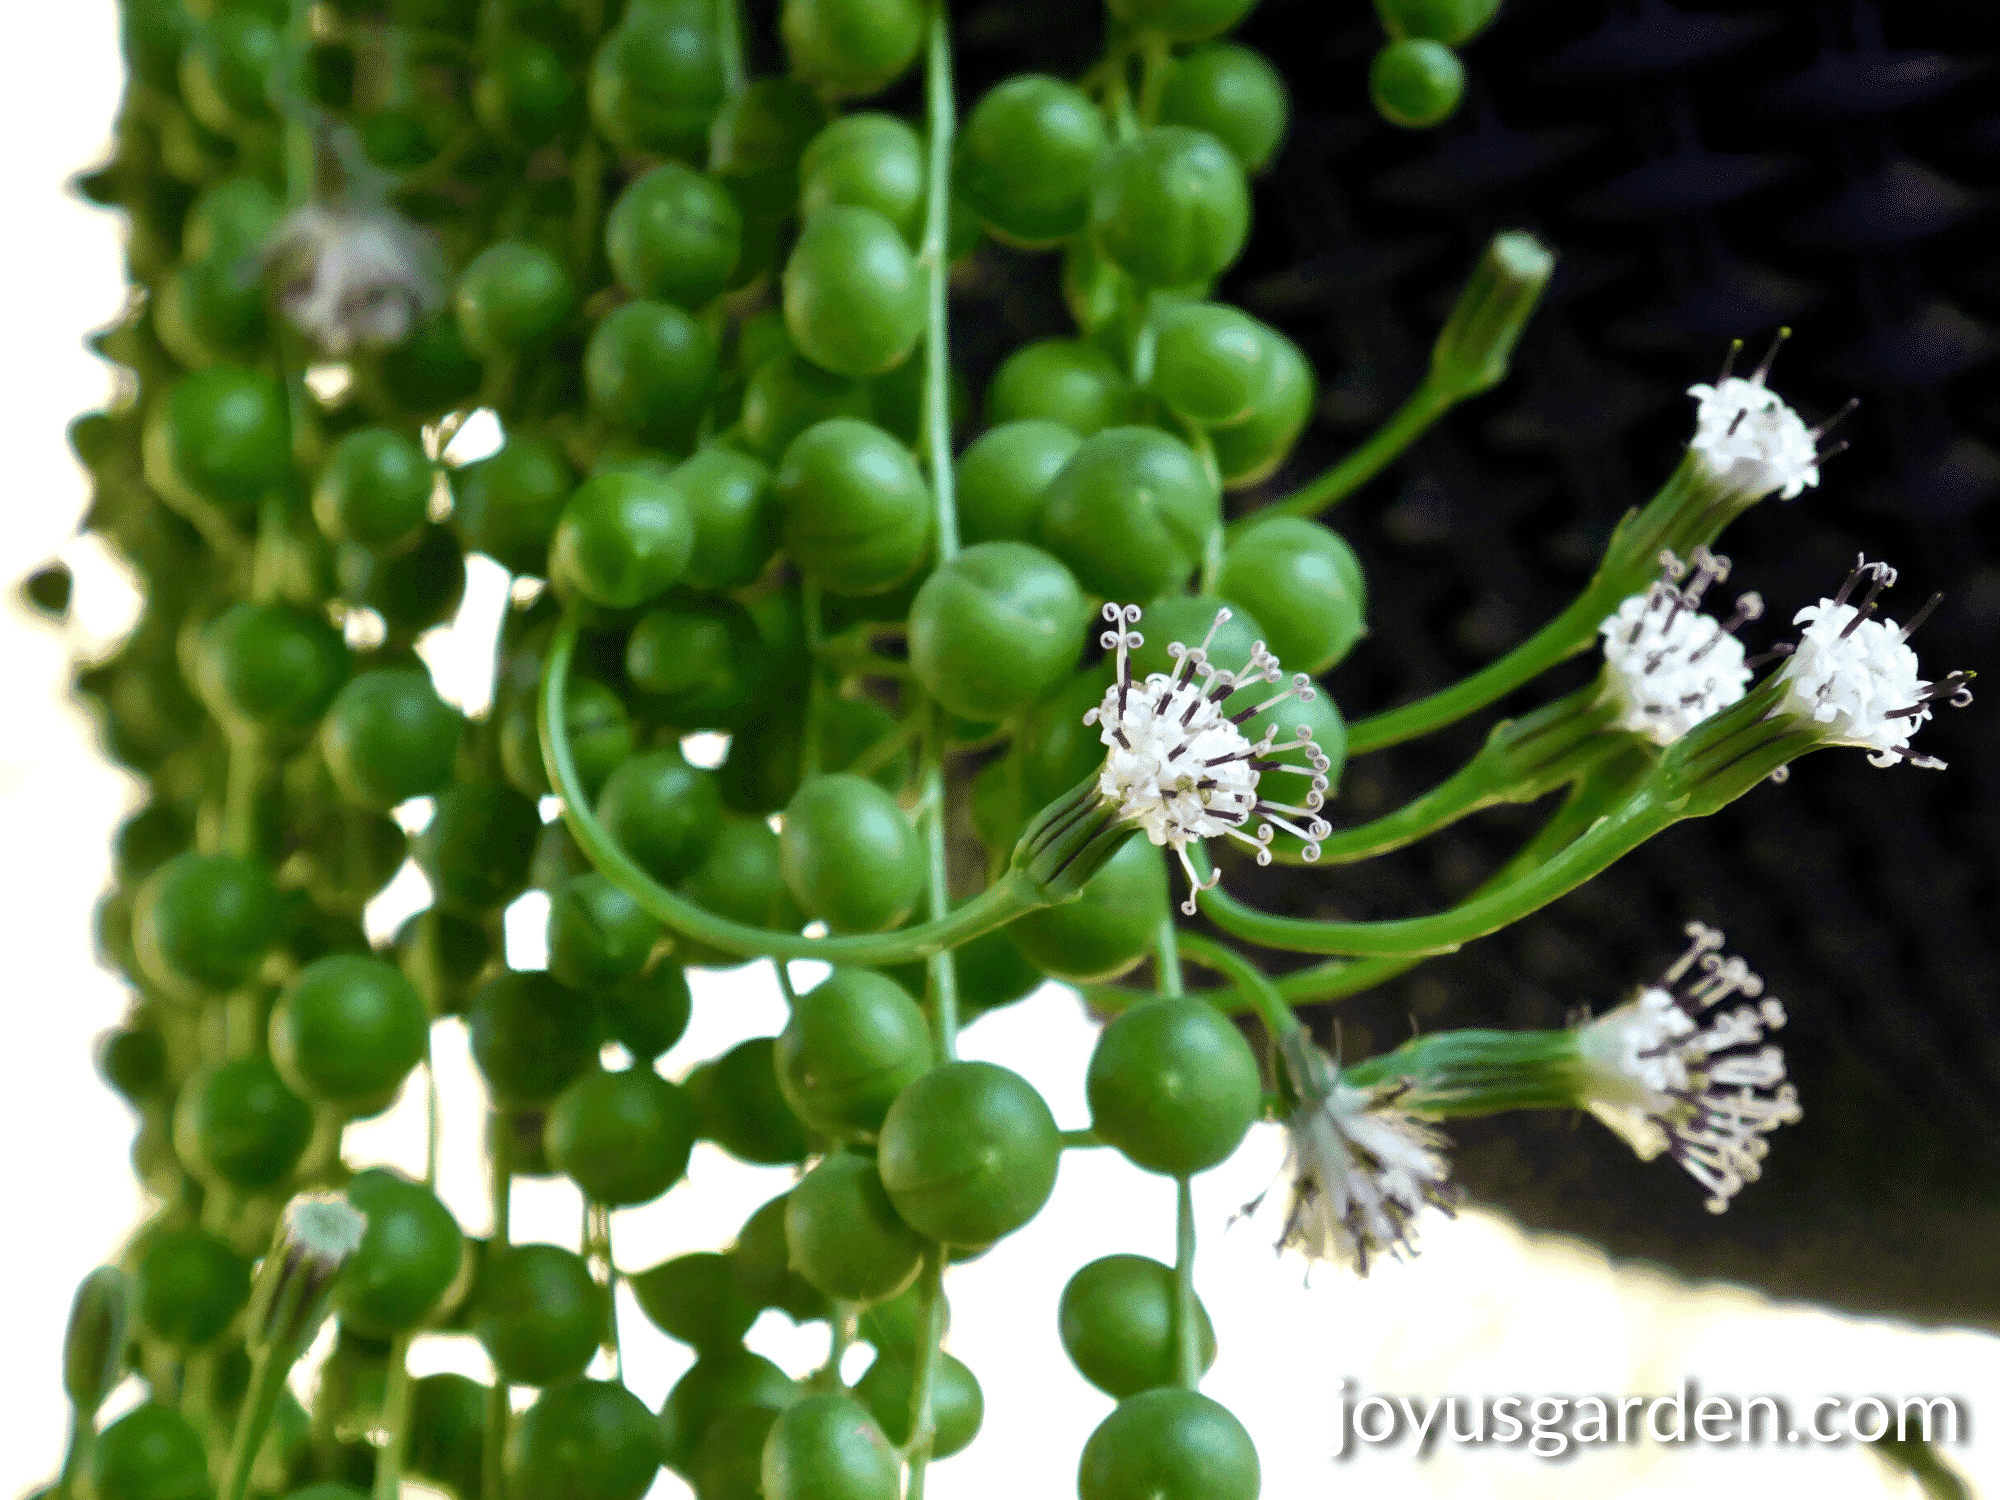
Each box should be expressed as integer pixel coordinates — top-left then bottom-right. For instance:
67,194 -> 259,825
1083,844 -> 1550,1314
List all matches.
1577,922 -> 1800,1213
264,203 -> 444,354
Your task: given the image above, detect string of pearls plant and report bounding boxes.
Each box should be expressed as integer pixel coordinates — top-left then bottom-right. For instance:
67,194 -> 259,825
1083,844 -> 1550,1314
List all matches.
30,0 -> 1972,1496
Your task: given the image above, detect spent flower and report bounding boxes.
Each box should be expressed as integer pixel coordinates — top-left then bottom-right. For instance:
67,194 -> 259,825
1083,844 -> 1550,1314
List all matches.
1258,1029 -> 1459,1276
1577,922 -> 1800,1213
264,201 -> 442,354
1085,603 -> 1333,914
1597,546 -> 1759,746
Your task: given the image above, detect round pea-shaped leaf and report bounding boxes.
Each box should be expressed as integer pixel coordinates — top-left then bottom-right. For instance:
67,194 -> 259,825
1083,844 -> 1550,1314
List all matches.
690,1037 -> 809,1165
784,1152 -> 925,1303
270,954 -> 430,1115
955,419 -> 1081,546
776,968 -> 931,1138
984,338 -> 1132,436
779,774 -> 925,934
1160,43 -> 1288,173
469,970 -> 599,1107
598,747 -> 723,884
134,1229 -> 250,1349
781,0 -> 922,98
659,1347 -> 800,1475
1037,426 -> 1219,602
91,1404 -> 212,1500
677,446 -> 780,591
1060,1253 -> 1218,1398
630,1250 -> 758,1353
606,163 -> 742,307
340,1168 -> 466,1336
321,668 -> 465,810
585,300 -> 717,449
801,113 -> 925,241
418,779 -> 541,914
507,1379 -> 664,1500
762,1394 -> 901,1500
142,364 -> 289,517
173,1056 -> 312,1189
776,419 -> 931,597
1371,37 -> 1466,128
1087,997 -> 1262,1176
1088,127 -> 1249,289
783,205 -> 924,379
1207,323 -> 1316,490
741,350 -> 873,462
853,1348 -> 983,1456
132,851 -> 283,996
314,427 -> 434,551
957,75 -> 1109,246
193,601 -> 351,735
549,469 -> 696,610
1078,1388 -> 1260,1500
474,1243 -> 606,1386
455,241 -> 574,358
1217,516 -> 1366,674
545,1068 -> 698,1206
877,1060 -> 1061,1245
908,541 -> 1089,722
451,431 -> 575,576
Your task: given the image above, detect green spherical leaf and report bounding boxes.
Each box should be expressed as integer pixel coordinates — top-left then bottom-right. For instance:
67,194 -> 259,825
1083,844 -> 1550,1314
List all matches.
877,1061 -> 1061,1245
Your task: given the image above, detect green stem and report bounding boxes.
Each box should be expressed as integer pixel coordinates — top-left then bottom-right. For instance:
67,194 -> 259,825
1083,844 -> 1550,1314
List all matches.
1241,375 -> 1454,531
1290,687 -> 1626,866
918,0 -> 959,560
1176,932 -> 1296,1039
57,1409 -> 94,1494
1172,1176 -> 1200,1390
716,0 -> 746,96
1059,1128 -> 1107,1148
540,611 -> 1046,963
1196,787 -> 1678,959
483,1112 -> 512,1500
1135,31 -> 1171,125
902,1247 -> 948,1497
598,1206 -> 623,1381
802,586 -> 828,779
921,707 -> 960,1062
220,1340 -> 290,1500
1344,452 -> 1760,755
1154,912 -> 1183,999
372,1332 -> 414,1500
772,957 -> 801,1008
423,1054 -> 440,1192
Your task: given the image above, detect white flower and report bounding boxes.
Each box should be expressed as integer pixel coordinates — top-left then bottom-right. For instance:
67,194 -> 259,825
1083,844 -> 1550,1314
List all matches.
1577,922 -> 1800,1213
282,1191 -> 368,1273
265,202 -> 443,354
1598,546 -> 1758,745
1085,604 -> 1333,914
1260,1031 -> 1457,1275
1683,331 -> 1850,502
1773,555 -> 1971,770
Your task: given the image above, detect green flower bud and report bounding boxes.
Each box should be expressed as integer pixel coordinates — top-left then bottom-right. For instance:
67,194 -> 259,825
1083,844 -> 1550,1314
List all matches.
63,1266 -> 131,1414
1428,230 -> 1554,401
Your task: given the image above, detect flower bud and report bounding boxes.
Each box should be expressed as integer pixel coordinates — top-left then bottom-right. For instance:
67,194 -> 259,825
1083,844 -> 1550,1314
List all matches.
1428,230 -> 1555,401
62,1266 -> 130,1414
250,1192 -> 368,1350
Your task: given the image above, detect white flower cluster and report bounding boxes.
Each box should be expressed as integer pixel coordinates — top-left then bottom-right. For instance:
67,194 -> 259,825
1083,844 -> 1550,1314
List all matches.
1264,1031 -> 1458,1275
1577,923 -> 1800,1213
265,203 -> 443,354
1685,332 -> 1831,502
1774,556 -> 1970,770
1086,604 -> 1333,914
1598,548 -> 1758,745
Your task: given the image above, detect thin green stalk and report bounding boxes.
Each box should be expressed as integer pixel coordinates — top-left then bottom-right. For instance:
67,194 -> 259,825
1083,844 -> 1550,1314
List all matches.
1154,913 -> 1184,999
372,1332 -> 414,1500
918,0 -> 959,560
1172,1176 -> 1200,1389
716,0 -> 746,96
1288,687 -> 1626,866
1344,451 -> 1762,755
773,958 -> 801,1008
1176,932 -> 1296,1040
920,706 -> 960,1061
902,1247 -> 948,1498
1195,787 -> 1678,959
483,1111 -> 512,1500
1241,376 -> 1453,531
220,1340 -> 289,1500
1059,1128 -> 1107,1148
58,1409 -> 95,1493
423,1054 -> 440,1192
597,1205 -> 623,1381
540,612 -> 1046,963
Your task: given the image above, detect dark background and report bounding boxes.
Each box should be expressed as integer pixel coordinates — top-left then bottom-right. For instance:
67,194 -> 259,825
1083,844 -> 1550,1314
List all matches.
942,0 -> 2000,1329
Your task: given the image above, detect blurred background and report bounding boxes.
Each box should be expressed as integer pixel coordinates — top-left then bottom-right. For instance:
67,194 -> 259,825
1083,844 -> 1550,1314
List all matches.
3,0 -> 1996,1495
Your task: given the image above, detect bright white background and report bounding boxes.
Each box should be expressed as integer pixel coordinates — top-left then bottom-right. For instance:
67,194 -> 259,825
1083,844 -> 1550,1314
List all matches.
2,5 -> 1995,1494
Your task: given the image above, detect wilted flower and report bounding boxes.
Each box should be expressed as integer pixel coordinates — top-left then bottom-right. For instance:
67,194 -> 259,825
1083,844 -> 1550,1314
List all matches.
1261,1030 -> 1458,1276
1085,603 -> 1333,913
264,202 -> 442,354
1597,546 -> 1759,746
1577,922 -> 1800,1213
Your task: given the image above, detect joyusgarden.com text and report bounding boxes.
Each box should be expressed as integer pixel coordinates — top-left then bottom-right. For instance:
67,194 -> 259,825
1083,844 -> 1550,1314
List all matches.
1329,1379 -> 1968,1460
